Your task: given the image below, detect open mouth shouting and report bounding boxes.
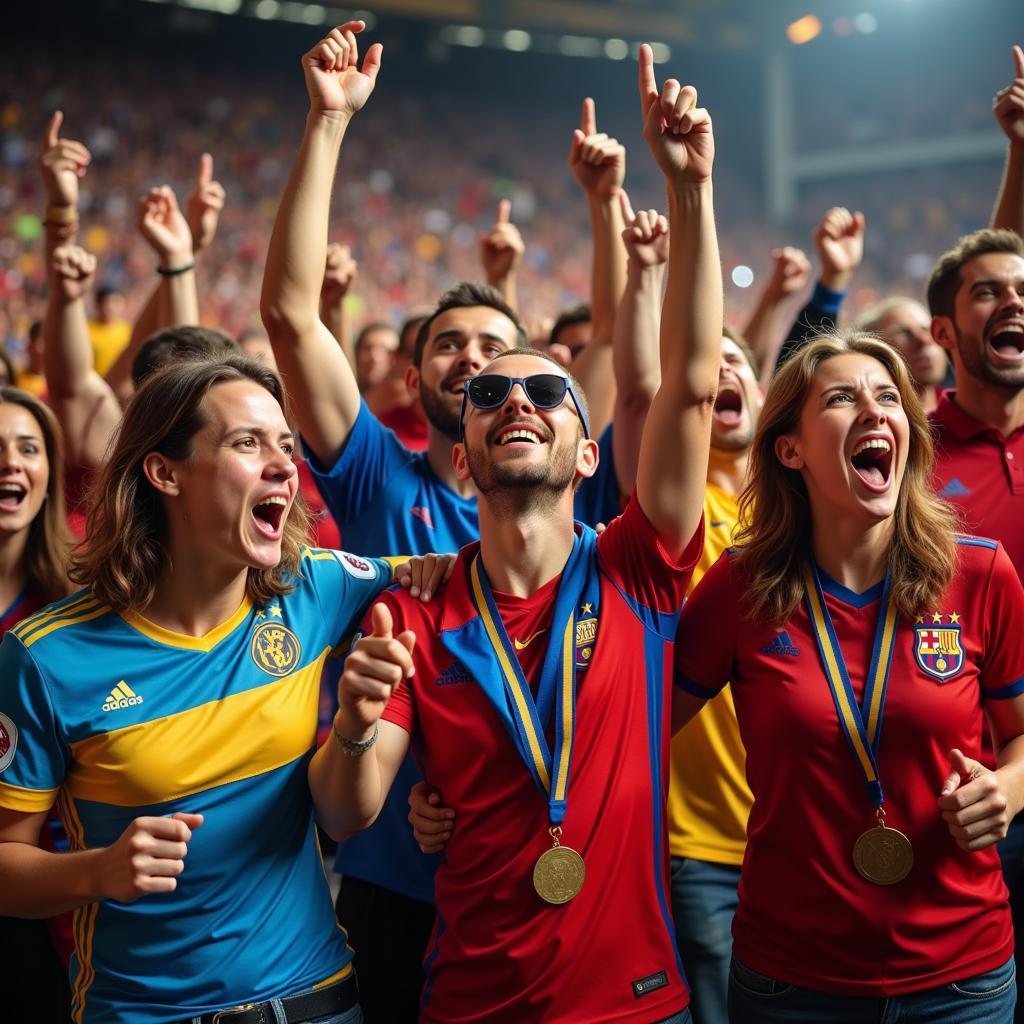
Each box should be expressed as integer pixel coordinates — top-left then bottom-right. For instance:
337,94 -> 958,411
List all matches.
985,317 -> 1024,364
713,383 -> 743,429
251,493 -> 289,539
850,436 -> 894,492
0,482 -> 28,513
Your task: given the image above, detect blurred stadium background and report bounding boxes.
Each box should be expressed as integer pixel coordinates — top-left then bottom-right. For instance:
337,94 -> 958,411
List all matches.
1,0 -> 1021,356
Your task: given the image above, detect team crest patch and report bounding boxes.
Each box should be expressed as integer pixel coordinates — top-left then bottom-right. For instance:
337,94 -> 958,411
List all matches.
335,550 -> 377,580
913,614 -> 964,682
0,712 -> 18,773
251,622 -> 302,676
575,616 -> 597,669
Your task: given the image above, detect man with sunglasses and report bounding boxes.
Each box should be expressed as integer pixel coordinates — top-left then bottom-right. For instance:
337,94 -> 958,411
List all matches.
310,44 -> 722,1023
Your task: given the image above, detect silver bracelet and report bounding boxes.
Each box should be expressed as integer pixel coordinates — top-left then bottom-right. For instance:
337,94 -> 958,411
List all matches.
333,718 -> 379,757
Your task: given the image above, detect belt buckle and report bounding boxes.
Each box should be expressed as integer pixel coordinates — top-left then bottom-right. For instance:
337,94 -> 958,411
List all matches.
212,1003 -> 258,1024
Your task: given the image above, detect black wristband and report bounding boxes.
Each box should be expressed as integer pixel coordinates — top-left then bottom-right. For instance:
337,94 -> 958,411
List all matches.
156,260 -> 196,277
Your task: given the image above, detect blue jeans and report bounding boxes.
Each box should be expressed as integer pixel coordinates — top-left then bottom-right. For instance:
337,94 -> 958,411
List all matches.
186,981 -> 363,1024
670,856 -> 741,1024
728,955 -> 1015,1023
654,1010 -> 693,1023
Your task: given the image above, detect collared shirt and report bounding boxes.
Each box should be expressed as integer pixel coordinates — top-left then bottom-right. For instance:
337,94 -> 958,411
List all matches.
930,391 -> 1024,580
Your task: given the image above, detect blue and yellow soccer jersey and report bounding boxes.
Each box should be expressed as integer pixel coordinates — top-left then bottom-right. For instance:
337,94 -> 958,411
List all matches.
0,548 -> 391,1024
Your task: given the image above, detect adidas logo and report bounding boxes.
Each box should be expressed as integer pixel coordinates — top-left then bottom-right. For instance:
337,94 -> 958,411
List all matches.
102,680 -> 144,712
760,631 -> 801,657
435,663 -> 471,687
940,477 -> 972,498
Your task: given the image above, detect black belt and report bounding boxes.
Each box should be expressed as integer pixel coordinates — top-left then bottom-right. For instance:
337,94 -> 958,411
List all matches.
184,974 -> 359,1024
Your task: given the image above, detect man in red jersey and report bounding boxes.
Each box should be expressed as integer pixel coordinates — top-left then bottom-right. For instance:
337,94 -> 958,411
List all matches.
309,42 -> 722,1024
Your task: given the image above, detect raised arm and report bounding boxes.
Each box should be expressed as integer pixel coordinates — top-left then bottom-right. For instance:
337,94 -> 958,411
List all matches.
634,45 -> 722,558
260,22 -> 382,467
992,45 -> 1024,236
742,245 -> 810,370
43,245 -> 122,468
37,112 -> 90,262
568,98 -> 628,439
479,199 -> 524,312
320,242 -> 359,362
610,189 -> 668,497
106,184 -> 200,400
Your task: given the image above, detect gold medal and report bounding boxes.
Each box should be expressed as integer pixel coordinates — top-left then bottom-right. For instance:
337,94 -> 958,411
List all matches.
533,827 -> 585,904
853,810 -> 913,885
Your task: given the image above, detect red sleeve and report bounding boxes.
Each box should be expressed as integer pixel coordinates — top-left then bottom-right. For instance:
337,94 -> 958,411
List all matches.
596,490 -> 703,625
360,588 -> 417,734
674,550 -> 740,699
980,543 -> 1024,700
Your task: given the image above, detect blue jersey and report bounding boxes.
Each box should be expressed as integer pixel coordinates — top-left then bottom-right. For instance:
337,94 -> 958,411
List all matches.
312,402 -> 616,901
0,549 -> 390,1024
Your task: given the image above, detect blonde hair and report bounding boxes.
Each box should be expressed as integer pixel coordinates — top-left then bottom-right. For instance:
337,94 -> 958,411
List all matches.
733,332 -> 957,625
70,357 -> 311,613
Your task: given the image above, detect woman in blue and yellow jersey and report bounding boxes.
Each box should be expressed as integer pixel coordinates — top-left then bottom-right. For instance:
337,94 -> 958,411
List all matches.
0,357 -> 405,1024
0,386 -> 75,1023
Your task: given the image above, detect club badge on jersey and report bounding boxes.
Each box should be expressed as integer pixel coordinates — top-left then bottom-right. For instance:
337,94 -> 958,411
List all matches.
913,614 -> 964,682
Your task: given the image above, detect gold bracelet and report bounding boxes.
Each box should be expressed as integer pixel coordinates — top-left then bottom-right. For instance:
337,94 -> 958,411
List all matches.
45,203 -> 78,226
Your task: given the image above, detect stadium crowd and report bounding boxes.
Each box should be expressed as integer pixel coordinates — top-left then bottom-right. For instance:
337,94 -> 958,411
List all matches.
0,13 -> 1022,1024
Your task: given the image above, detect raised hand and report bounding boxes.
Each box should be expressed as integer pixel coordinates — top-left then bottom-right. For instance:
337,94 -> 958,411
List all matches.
337,602 -> 415,740
38,111 -> 91,208
813,206 -> 865,289
638,44 -> 713,185
480,199 -> 525,284
137,186 -> 194,269
51,244 -> 96,303
995,45 -> 1024,145
619,190 -> 669,269
568,98 -> 626,200
393,552 -> 457,602
938,748 -> 1012,852
186,153 -> 226,254
302,21 -> 383,119
97,812 -> 204,902
765,246 -> 812,300
321,243 -> 359,306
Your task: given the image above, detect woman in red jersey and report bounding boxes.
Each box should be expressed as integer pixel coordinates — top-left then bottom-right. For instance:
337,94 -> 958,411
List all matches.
0,386 -> 74,1022
674,333 -> 1024,1024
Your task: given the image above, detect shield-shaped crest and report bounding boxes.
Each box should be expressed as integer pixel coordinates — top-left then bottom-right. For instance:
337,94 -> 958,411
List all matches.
913,622 -> 964,682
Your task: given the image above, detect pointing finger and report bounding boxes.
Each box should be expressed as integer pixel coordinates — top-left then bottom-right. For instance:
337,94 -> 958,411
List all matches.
496,198 -> 511,224
45,110 -> 62,149
1014,44 -> 1024,80
197,152 -> 213,186
638,44 -> 658,118
618,188 -> 636,224
580,96 -> 597,136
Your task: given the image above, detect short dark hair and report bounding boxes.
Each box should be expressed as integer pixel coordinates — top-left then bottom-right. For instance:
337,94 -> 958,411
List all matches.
550,303 -> 591,347
413,283 -> 527,367
355,321 -> 398,352
96,286 -> 123,304
926,228 -> 1024,319
132,325 -> 239,388
723,325 -> 759,378
399,309 -> 432,359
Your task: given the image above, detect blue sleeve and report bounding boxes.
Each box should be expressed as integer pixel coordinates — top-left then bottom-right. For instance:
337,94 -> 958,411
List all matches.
774,281 -> 847,375
0,633 -> 68,812
306,400 -> 412,529
304,549 -> 393,645
574,423 -> 623,528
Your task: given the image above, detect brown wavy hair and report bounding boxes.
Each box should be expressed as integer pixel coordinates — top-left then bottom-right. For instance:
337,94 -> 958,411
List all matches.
70,357 -> 311,613
0,387 -> 73,602
733,333 -> 957,625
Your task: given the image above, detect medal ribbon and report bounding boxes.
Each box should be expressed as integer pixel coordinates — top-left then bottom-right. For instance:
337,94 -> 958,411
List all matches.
442,526 -> 600,826
802,564 -> 898,807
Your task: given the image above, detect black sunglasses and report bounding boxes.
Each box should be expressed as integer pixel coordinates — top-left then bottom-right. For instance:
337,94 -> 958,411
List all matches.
460,373 -> 590,439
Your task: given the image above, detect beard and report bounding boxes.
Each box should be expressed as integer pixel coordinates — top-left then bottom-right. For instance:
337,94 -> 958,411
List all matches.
420,384 -> 463,442
955,325 -> 1024,391
710,422 -> 755,453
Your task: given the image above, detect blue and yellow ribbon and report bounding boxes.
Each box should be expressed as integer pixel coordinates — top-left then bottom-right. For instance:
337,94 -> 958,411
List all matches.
803,564 -> 898,807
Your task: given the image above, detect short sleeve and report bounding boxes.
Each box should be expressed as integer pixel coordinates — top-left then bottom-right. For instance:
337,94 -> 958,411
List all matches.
305,549 -> 393,647
673,551 -> 739,700
355,589 -> 416,735
979,544 -> 1024,700
595,491 -> 703,637
306,400 -> 412,529
0,633 -> 67,812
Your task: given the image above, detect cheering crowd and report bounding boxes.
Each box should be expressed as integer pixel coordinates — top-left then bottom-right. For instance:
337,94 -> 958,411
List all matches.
0,18 -> 1023,1024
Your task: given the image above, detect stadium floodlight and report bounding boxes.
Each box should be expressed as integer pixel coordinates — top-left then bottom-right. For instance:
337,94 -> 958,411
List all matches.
557,35 -> 603,58
786,15 -> 822,45
648,42 -> 671,63
731,265 -> 754,288
253,0 -> 277,17
853,13 -> 878,34
503,30 -> 531,52
604,38 -> 629,60
179,0 -> 242,13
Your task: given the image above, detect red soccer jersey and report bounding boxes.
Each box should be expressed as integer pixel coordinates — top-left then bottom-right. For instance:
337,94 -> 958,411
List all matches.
931,392 -> 1024,579
675,538 -> 1024,996
378,498 -> 702,1023
0,586 -> 45,638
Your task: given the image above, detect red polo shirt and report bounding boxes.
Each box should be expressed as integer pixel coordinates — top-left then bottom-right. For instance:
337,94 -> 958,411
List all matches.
930,391 -> 1024,580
